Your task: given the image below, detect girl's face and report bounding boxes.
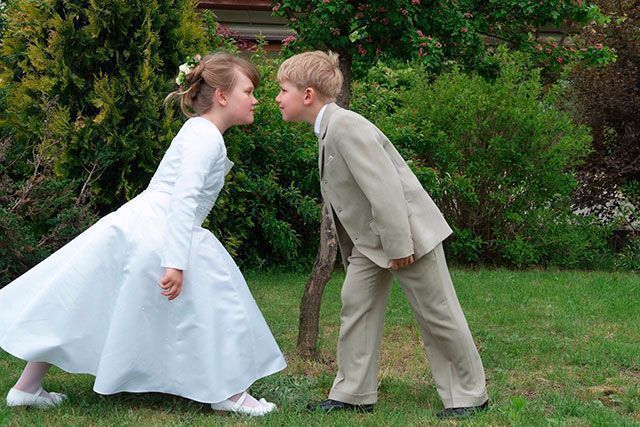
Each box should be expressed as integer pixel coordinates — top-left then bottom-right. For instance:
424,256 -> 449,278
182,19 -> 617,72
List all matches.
224,69 -> 258,126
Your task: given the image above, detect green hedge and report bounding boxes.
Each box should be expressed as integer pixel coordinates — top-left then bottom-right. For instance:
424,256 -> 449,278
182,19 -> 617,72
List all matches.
351,50 -> 614,269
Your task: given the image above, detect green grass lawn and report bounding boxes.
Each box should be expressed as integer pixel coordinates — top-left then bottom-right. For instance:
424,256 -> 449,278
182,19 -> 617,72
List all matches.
1,269 -> 639,426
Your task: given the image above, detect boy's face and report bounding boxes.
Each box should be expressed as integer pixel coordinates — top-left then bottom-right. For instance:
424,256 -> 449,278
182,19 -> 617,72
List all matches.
275,79 -> 307,122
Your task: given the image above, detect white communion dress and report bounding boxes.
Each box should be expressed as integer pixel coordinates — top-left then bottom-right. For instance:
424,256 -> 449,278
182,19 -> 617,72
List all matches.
0,117 -> 286,404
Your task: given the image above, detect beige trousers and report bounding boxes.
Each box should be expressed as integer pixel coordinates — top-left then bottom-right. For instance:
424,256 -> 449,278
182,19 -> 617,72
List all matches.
328,243 -> 488,408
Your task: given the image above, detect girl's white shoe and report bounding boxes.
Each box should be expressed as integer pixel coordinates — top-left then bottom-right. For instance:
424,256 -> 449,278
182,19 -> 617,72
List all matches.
6,387 -> 66,408
210,391 -> 276,416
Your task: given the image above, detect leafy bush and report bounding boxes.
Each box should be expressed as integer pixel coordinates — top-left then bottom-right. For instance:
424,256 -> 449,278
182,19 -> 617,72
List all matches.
205,49 -> 321,268
352,50 -> 613,268
0,133 -> 97,283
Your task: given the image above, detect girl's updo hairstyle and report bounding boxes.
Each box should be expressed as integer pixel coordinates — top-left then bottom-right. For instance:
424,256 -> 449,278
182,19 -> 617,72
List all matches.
167,52 -> 259,117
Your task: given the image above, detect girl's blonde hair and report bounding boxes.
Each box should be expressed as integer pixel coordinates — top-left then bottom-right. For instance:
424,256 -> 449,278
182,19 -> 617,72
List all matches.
167,52 -> 259,117
277,51 -> 343,100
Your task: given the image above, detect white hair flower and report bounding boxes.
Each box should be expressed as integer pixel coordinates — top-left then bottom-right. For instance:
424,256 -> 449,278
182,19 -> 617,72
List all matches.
175,55 -> 201,86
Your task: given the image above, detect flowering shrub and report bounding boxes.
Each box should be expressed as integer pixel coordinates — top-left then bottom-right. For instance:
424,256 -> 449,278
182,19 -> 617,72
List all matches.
273,0 -> 607,77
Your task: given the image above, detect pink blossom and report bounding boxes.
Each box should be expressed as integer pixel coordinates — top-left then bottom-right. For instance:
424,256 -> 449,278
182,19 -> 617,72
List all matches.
358,4 -> 368,11
378,7 -> 386,13
282,35 -> 296,46
557,57 -> 563,63
376,48 -> 382,56
464,12 -> 473,18
435,42 -> 442,48
331,27 -> 340,35
382,18 -> 389,25
401,8 -> 408,16
418,47 -> 427,56
272,3 -> 281,12
323,0 -> 330,3
461,27 -> 468,33
412,0 -> 420,4
545,48 -> 552,54
416,29 -> 424,37
356,12 -> 364,19
357,44 -> 367,55
595,43 -> 603,49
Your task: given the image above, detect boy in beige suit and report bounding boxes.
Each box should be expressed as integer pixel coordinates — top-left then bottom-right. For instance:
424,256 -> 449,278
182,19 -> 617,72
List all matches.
276,51 -> 488,419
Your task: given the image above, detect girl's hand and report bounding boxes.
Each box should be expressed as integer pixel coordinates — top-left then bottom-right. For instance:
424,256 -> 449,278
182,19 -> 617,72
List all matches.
159,268 -> 183,301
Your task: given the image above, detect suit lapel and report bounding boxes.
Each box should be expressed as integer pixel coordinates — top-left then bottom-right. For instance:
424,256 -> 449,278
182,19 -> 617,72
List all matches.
317,102 -> 340,178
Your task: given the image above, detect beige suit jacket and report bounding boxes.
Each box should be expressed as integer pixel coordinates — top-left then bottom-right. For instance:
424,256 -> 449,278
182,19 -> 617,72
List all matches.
318,103 -> 453,269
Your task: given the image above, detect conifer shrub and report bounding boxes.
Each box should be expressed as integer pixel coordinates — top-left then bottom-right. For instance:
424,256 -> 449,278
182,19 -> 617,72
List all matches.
0,0 -> 205,285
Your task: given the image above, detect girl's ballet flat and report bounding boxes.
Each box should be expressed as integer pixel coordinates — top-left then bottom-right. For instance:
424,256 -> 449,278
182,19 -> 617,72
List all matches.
210,392 -> 276,416
6,387 -> 66,409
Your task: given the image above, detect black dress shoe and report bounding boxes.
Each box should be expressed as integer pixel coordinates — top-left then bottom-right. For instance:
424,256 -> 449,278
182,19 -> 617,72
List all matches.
436,400 -> 489,419
306,399 -> 374,413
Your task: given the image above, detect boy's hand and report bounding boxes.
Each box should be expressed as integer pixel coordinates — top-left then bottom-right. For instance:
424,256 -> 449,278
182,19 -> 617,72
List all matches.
159,268 -> 183,301
389,255 -> 414,271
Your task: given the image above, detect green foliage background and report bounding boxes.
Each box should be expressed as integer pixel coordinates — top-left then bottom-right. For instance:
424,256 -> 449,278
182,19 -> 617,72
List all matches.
0,0 -> 205,283
351,50 -> 613,268
0,2 -> 636,286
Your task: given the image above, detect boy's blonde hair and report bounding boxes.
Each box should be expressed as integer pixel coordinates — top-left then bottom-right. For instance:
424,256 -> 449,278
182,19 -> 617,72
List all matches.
277,51 -> 343,101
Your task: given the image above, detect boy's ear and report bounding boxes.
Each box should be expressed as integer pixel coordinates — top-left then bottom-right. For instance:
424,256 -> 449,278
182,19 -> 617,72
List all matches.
214,87 -> 228,106
303,87 -> 316,105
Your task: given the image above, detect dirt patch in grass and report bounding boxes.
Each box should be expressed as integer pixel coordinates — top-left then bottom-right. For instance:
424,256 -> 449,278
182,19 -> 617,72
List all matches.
627,369 -> 640,380
285,324 -> 431,380
379,325 -> 430,379
506,367 -> 555,396
588,385 -> 625,407
284,352 -> 336,377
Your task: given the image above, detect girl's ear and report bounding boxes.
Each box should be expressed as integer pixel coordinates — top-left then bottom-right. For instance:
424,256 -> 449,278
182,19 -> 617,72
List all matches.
215,87 -> 228,107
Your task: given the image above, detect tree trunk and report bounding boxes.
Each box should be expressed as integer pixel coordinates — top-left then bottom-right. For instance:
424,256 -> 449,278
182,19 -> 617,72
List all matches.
297,48 -> 351,359
297,204 -> 338,358
336,49 -> 351,108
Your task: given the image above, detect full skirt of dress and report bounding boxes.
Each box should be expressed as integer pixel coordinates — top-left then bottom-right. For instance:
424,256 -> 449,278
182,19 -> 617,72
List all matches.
0,189 -> 286,404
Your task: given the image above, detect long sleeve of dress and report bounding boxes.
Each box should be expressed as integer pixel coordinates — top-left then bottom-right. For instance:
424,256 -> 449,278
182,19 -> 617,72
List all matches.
160,127 -> 223,270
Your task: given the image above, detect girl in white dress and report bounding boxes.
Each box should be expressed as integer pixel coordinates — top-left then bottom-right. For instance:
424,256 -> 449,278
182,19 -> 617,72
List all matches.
0,52 -> 286,416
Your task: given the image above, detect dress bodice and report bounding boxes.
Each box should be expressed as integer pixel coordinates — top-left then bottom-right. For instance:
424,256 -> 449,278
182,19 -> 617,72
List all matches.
147,117 -> 233,270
